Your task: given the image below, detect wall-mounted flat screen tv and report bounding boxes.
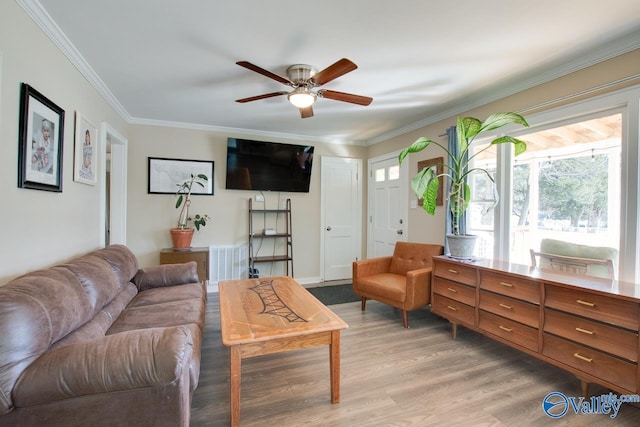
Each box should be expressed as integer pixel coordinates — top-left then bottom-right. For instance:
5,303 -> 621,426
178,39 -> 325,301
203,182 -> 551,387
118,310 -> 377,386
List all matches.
225,138 -> 314,192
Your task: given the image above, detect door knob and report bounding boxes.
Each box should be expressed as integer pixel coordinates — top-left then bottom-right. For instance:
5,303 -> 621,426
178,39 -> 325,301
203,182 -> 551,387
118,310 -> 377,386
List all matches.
326,226 -> 332,231
397,229 -> 403,235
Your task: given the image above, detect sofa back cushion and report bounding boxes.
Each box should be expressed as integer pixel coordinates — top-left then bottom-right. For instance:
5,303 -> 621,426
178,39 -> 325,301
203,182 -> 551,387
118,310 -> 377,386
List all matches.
0,268 -> 93,414
389,242 -> 444,275
91,245 -> 139,287
64,255 -> 121,318
0,245 -> 139,415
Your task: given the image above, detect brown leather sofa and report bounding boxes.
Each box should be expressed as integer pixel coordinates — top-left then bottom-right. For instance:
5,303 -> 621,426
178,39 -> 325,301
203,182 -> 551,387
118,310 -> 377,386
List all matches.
0,245 -> 206,427
352,242 -> 444,327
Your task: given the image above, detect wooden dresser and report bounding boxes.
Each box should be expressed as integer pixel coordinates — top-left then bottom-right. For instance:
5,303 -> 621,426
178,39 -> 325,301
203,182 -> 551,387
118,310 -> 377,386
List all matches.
431,255 -> 640,396
160,247 -> 209,282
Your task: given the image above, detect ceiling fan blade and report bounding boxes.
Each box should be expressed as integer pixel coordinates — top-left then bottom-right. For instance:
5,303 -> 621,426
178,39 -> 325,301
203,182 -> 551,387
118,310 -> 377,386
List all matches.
318,89 -> 373,106
235,91 -> 288,103
236,61 -> 292,85
311,58 -> 357,86
299,106 -> 313,119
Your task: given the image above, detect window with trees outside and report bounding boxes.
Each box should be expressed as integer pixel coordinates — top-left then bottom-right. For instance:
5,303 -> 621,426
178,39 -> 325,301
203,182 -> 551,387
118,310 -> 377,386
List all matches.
468,112 -> 622,273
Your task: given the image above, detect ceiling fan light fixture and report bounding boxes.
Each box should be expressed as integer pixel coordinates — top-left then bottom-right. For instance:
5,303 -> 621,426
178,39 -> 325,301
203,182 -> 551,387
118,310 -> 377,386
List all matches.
288,87 -> 316,108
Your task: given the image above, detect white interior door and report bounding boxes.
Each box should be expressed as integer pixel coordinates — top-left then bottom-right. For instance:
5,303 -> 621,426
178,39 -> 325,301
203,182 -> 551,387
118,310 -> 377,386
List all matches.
321,157 -> 362,281
368,152 -> 408,257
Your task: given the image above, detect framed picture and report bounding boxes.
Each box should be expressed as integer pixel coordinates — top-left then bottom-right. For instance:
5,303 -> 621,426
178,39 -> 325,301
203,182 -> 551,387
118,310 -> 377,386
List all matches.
18,83 -> 65,192
417,157 -> 444,206
74,111 -> 98,185
148,157 -> 214,195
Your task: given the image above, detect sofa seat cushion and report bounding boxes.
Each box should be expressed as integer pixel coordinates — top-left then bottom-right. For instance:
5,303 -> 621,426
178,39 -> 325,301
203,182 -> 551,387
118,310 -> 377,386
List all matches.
128,283 -> 204,308
357,273 -> 406,302
107,299 -> 205,335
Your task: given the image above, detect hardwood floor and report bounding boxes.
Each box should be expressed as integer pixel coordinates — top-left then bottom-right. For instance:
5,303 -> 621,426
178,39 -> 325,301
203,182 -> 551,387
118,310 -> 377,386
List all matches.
191,293 -> 640,426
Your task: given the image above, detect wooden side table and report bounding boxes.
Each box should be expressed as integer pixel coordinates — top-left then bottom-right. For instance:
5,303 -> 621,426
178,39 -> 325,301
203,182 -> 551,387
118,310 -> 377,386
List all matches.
160,247 -> 209,281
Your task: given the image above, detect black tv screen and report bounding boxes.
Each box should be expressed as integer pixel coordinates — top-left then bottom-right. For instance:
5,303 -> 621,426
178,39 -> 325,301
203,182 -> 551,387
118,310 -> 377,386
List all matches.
225,138 -> 314,192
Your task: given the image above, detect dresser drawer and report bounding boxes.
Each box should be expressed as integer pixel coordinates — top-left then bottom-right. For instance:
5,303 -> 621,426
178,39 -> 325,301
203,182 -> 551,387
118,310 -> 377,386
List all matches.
433,277 -> 475,306
432,294 -> 475,327
545,286 -> 640,330
480,270 -> 540,304
433,261 -> 477,286
544,309 -> 638,362
479,310 -> 538,352
479,291 -> 539,328
543,333 -> 637,393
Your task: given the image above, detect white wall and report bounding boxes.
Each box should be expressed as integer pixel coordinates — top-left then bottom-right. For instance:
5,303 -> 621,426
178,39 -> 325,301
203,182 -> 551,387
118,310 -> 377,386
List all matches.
126,124 -> 367,282
0,2 -> 127,283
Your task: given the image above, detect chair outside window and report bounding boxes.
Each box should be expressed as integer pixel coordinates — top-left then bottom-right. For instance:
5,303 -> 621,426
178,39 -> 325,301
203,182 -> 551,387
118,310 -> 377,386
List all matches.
352,242 -> 444,328
530,238 -> 617,279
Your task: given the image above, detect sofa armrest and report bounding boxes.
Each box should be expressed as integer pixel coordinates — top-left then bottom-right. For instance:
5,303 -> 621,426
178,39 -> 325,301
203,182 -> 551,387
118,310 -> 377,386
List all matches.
404,267 -> 433,309
13,325 -> 194,408
133,261 -> 199,291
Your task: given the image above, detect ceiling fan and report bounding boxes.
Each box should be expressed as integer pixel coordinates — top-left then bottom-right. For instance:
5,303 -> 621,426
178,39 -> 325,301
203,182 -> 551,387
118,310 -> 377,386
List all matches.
235,58 -> 373,118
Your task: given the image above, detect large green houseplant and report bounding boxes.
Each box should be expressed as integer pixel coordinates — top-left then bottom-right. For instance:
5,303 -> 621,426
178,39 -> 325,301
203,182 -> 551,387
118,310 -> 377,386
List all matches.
170,173 -> 210,249
399,112 -> 529,258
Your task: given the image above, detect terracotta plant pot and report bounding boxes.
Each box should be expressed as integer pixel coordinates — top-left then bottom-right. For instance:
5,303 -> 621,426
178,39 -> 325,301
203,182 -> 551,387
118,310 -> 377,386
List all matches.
170,228 -> 195,249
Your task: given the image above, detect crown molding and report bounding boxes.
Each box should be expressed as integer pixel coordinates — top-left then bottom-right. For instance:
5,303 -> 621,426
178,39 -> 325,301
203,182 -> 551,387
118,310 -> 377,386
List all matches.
18,0 -> 132,122
365,29 -> 640,146
129,117 -> 343,144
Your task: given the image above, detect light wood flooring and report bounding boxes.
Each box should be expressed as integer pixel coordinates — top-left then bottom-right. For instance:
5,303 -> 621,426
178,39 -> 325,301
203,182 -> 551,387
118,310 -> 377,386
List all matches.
191,293 -> 640,426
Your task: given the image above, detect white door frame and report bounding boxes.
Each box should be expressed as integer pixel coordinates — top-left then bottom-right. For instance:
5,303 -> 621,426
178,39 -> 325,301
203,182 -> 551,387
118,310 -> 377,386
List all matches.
320,156 -> 363,282
367,150 -> 409,257
99,123 -> 128,246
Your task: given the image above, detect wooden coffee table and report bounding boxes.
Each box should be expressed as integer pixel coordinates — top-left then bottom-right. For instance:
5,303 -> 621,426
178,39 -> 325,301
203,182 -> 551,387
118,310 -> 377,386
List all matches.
219,276 -> 348,426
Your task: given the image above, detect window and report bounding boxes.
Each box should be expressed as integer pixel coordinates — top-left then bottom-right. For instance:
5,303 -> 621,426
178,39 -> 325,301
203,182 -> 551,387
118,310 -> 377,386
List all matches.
388,165 -> 400,180
375,165 -> 400,182
468,108 -> 627,277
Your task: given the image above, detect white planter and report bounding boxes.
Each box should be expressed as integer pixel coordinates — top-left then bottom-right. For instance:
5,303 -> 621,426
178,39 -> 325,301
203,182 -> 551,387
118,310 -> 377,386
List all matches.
446,234 -> 478,259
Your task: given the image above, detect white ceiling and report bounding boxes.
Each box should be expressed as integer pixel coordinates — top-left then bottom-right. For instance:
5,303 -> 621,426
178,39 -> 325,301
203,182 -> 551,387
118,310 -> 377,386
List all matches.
24,0 -> 640,145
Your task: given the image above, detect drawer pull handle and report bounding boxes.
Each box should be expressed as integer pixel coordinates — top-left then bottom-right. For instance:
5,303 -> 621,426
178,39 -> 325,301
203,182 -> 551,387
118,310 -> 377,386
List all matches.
575,327 -> 594,335
573,353 -> 593,363
499,303 -> 513,310
499,281 -> 513,288
576,299 -> 596,307
498,325 -> 513,332
448,269 -> 459,274
447,287 -> 457,293
446,305 -> 457,311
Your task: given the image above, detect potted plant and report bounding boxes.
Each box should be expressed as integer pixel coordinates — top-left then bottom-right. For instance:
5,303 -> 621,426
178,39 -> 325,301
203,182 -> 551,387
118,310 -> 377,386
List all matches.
399,112 -> 529,258
170,173 -> 210,249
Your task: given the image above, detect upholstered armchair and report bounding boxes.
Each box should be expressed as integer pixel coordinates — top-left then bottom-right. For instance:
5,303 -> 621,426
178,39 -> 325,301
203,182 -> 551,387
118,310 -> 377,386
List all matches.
352,242 -> 444,327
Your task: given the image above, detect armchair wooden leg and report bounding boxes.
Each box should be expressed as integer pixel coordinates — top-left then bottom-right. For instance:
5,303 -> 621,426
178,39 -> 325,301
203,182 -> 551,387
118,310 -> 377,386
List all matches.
361,297 -> 367,311
402,310 -> 409,328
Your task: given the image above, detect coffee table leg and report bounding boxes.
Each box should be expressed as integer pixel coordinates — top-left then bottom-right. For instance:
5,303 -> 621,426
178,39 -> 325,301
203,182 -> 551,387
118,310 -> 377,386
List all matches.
230,345 -> 241,427
329,330 -> 340,403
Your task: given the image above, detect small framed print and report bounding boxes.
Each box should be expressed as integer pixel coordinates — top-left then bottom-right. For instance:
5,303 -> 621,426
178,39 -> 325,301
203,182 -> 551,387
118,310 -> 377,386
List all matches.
74,111 -> 98,185
17,83 -> 65,192
417,157 -> 444,206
